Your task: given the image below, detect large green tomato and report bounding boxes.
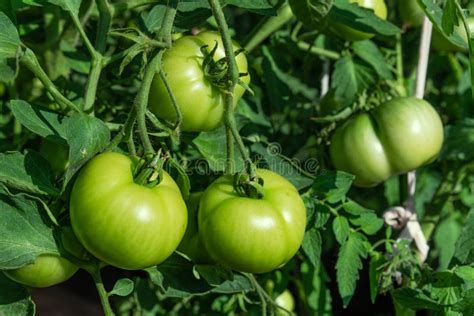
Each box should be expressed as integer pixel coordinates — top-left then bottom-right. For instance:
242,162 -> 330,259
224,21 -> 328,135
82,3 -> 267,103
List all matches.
198,169 -> 306,274
3,254 -> 78,288
149,31 -> 250,132
398,0 -> 424,27
330,97 -> 443,187
177,192 -> 213,264
331,0 -> 388,41
432,16 -> 474,52
70,152 -> 187,270
39,139 -> 69,173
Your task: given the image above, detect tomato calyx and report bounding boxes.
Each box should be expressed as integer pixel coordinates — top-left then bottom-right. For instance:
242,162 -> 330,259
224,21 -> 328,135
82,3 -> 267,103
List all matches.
200,43 -> 251,93
233,172 -> 265,199
133,152 -> 165,187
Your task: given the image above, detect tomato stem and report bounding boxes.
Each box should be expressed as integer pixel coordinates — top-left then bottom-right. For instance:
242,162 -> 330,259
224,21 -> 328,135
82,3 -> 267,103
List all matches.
91,268 -> 115,316
208,0 -> 257,180
243,3 -> 294,53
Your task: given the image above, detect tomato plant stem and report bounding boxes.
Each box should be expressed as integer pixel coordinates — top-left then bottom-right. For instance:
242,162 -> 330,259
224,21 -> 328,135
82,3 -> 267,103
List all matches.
159,71 -> 182,130
20,49 -> 82,113
70,12 -> 95,56
296,41 -> 341,60
208,0 -> 256,179
395,33 -> 406,96
243,3 -> 294,52
91,269 -> 114,316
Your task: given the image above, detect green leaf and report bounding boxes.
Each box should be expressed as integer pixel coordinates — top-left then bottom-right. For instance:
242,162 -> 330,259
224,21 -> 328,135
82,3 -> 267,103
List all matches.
8,100 -> 68,144
452,289 -> 474,315
194,265 -> 233,286
330,0 -> 400,36
0,273 -> 35,316
417,0 -> 467,50
441,119 -> 474,162
369,252 -> 385,304
350,213 -> 383,235
430,271 -> 463,306
0,12 -> 21,60
342,199 -> 373,215
352,40 -> 392,80
434,213 -> 462,269
312,170 -> 354,203
332,216 -> 350,244
47,0 -> 82,17
236,99 -> 271,127
453,208 -> 474,265
193,125 -> 245,173
0,191 -> 59,270
64,113 -> 110,186
392,288 -> 442,311
289,0 -> 333,28
251,142 -> 314,190
0,151 -> 58,196
302,227 -> 322,268
331,56 -> 376,106
454,266 -> 474,282
109,278 -> 134,297
336,231 -> 368,307
210,274 -> 253,294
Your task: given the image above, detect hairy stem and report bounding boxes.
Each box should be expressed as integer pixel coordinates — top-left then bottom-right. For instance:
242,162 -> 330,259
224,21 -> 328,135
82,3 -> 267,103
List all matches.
70,13 -> 95,56
90,269 -> 114,316
208,0 -> 256,178
159,71 -> 182,130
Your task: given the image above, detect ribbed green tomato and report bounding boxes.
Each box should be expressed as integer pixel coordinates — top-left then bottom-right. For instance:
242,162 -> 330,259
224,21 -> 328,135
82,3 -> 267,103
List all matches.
398,0 -> 424,27
330,97 -> 443,187
432,16 -> 474,52
149,31 -> 250,132
70,152 -> 187,270
3,254 -> 78,288
331,0 -> 388,41
198,169 -> 306,274
177,192 -> 213,264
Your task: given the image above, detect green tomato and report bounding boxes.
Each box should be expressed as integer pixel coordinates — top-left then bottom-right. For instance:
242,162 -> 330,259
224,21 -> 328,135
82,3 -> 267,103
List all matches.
149,31 -> 250,132
70,152 -> 187,270
3,254 -> 78,288
177,192 -> 213,264
432,16 -> 474,52
198,169 -> 306,274
330,97 -> 443,187
398,0 -> 424,27
275,290 -> 295,316
331,0 -> 388,41
39,139 -> 69,173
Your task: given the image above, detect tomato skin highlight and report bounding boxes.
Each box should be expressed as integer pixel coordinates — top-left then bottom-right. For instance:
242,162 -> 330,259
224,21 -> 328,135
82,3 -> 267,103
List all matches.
198,169 -> 306,274
3,254 -> 78,288
149,31 -> 250,132
70,152 -> 187,270
330,97 -> 444,187
331,0 -> 388,41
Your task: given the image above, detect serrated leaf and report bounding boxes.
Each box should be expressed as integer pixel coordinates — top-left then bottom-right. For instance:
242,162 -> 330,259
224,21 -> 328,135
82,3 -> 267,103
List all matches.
342,199 -> 373,215
336,232 -> 368,307
109,278 -> 134,297
9,100 -> 68,144
312,170 -> 354,203
332,216 -> 349,244
0,274 -> 35,316
430,271 -> 463,306
0,151 -> 58,196
210,274 -> 253,294
0,12 -> 21,60
0,191 -> 59,269
331,56 -> 376,106
289,0 -> 333,28
352,40 -> 392,80
330,0 -> 400,36
64,113 -> 110,186
452,289 -> 474,315
302,227 -> 322,268
194,265 -> 233,286
350,213 -> 383,235
369,252 -> 385,304
392,288 -> 442,311
453,209 -> 474,265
